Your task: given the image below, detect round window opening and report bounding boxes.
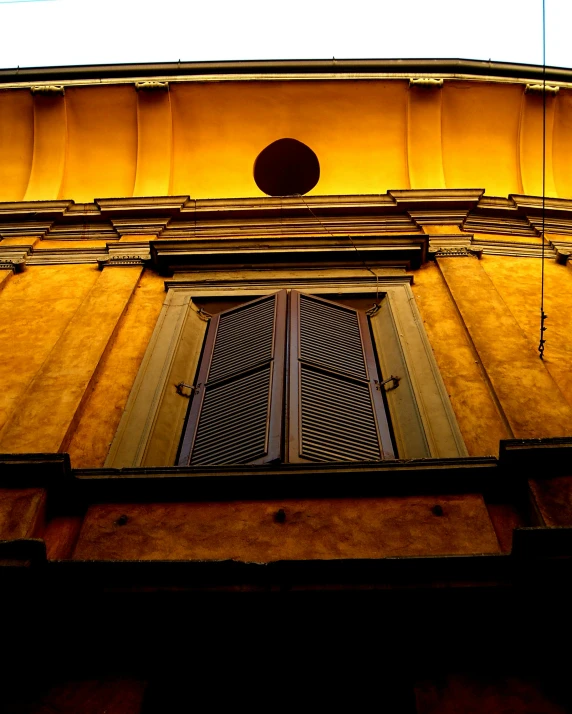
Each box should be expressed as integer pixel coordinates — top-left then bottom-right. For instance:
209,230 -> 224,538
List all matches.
254,138 -> 320,196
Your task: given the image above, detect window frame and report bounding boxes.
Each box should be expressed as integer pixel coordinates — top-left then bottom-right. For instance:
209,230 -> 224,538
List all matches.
106,273 -> 467,468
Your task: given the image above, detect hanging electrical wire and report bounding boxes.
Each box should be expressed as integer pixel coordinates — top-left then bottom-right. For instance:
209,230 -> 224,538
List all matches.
295,193 -> 380,303
538,0 -> 548,359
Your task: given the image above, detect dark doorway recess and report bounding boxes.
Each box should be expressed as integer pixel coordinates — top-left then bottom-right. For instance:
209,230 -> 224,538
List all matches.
254,138 -> 320,196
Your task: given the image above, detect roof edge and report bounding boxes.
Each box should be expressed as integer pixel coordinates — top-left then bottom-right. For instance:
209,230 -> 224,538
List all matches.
1,58 -> 572,83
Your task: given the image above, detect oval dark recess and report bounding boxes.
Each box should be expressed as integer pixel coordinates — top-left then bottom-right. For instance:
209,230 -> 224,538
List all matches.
254,138 -> 320,196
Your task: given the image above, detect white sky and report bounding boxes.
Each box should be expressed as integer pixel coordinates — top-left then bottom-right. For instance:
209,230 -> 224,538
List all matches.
0,0 -> 570,70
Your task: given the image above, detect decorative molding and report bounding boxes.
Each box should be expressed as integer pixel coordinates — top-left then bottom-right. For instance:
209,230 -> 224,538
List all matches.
97,240 -> 151,269
30,84 -> 65,96
159,215 -> 421,240
409,210 -> 469,226
46,222 -> 119,241
431,246 -> 475,259
555,247 -> 571,265
152,235 -> 427,272
463,213 -> 538,237
135,81 -> 169,91
165,271 -> 412,295
389,188 -> 484,211
409,77 -> 443,88
0,221 -> 53,239
0,200 -> 73,219
27,248 -> 107,266
549,236 -> 572,255
427,232 -> 557,260
428,234 -> 484,260
372,285 -> 467,459
111,217 -> 170,237
106,290 -> 208,468
3,190 -> 572,264
471,239 -> 555,259
0,257 -> 25,272
525,83 -> 560,95
96,196 -> 189,215
98,256 -> 148,269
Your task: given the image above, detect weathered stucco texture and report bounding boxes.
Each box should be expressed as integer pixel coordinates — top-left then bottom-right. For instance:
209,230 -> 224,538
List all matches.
0,266 -> 142,453
480,255 -> 572,412
412,262 -> 510,456
529,476 -> 572,526
0,488 -> 45,539
0,265 -> 100,435
73,495 -> 500,562
67,269 -> 165,468
3,80 -> 572,203
438,256 -> 572,439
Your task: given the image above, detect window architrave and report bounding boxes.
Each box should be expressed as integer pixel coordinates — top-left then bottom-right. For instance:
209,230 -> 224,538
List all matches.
106,272 -> 467,468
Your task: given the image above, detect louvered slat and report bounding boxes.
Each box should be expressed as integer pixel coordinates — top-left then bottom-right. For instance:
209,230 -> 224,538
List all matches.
178,291 -> 287,467
289,290 -> 394,463
300,367 -> 381,461
191,367 -> 272,465
299,294 -> 367,379
208,298 -> 276,383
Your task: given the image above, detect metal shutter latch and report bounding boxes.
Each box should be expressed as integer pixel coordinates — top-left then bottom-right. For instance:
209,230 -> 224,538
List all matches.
376,376 -> 401,391
175,382 -> 200,397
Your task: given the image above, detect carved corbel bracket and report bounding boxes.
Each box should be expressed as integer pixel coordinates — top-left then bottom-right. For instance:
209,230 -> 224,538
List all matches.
135,81 -> 169,91
97,255 -> 148,269
427,234 -> 477,260
555,247 -> 572,265
0,256 -> 26,272
429,246 -> 470,259
30,85 -> 65,96
409,77 -> 444,89
525,83 -> 560,95
97,242 -> 151,269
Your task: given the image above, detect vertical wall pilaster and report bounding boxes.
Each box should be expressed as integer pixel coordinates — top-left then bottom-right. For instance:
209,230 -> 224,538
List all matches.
24,91 -> 67,201
437,255 -> 572,438
133,84 -> 173,197
407,81 -> 446,189
0,265 -> 143,453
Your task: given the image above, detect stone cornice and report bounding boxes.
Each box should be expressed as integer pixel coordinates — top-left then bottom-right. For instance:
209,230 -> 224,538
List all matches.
3,58 -> 572,88
164,271 -> 413,295
1,191 -> 572,266
151,235 -> 427,272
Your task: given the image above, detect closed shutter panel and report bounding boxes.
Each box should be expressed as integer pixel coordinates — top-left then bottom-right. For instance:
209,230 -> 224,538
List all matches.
178,291 -> 287,466
288,291 -> 394,463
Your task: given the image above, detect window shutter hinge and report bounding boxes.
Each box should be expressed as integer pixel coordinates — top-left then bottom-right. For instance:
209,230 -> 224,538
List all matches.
375,375 -> 401,391
366,303 -> 382,317
175,382 -> 200,397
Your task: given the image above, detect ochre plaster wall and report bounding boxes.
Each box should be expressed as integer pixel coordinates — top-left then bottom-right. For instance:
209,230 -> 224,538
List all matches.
0,488 -> 45,539
2,255 -> 572,463
73,495 -> 499,562
2,79 -> 572,202
479,255 -> 572,411
0,265 -> 161,458
67,269 -> 165,468
412,262 -> 510,456
0,263 -> 164,466
435,255 -> 572,439
0,264 -> 100,435
0,266 -> 143,453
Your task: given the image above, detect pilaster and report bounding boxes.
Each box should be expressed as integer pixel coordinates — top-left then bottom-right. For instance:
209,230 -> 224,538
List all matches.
0,265 -> 143,453
437,256 -> 572,439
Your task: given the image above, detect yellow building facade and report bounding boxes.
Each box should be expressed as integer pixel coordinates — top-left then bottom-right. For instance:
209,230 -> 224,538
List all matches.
2,60 -> 572,712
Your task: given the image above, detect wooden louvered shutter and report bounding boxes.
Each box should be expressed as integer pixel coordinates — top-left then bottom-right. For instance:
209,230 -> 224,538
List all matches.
178,291 -> 287,466
288,291 -> 394,463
